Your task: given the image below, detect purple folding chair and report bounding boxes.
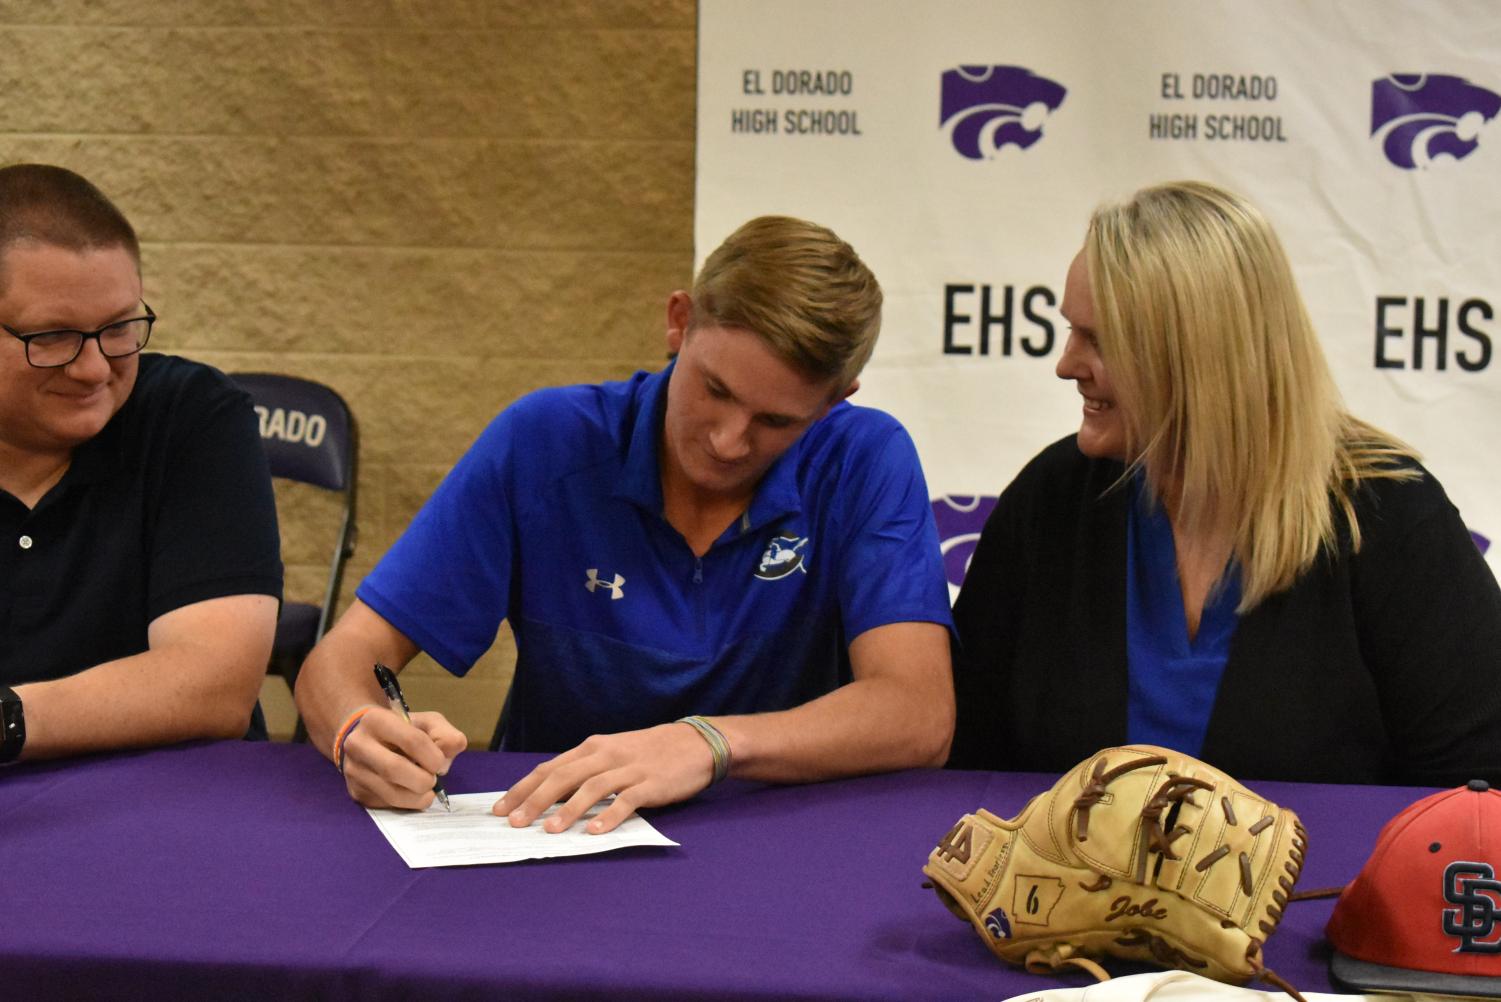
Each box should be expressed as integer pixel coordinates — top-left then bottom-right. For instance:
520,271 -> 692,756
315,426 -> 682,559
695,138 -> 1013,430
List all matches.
231,373 -> 358,742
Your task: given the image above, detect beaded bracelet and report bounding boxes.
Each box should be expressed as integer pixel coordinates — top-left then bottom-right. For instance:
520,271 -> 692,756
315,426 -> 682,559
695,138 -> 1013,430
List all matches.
677,715 -> 732,785
332,706 -> 375,774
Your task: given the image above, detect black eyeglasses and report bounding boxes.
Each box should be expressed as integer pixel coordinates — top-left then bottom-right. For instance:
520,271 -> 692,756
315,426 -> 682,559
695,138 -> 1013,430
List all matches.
3,302 -> 155,369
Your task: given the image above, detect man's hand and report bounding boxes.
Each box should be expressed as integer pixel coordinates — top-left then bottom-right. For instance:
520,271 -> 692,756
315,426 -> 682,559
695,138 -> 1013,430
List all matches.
340,707 -> 467,810
492,722 -> 716,834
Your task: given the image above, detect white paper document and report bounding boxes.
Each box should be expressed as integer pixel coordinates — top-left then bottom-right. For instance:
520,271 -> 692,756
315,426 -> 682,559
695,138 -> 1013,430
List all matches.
366,791 -> 679,868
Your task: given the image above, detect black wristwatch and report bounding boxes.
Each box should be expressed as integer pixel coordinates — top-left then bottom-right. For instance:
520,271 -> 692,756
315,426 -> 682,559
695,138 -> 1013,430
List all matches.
0,685 -> 25,764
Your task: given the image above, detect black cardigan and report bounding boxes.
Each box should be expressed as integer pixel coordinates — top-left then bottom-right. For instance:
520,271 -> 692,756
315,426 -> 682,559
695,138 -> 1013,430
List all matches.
950,435 -> 1501,787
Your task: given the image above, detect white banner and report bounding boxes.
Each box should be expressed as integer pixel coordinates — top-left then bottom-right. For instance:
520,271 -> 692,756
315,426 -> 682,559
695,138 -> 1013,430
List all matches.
696,0 -> 1501,593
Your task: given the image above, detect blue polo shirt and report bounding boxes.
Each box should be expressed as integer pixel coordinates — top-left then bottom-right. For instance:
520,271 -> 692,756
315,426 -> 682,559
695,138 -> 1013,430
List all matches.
357,364 -> 952,752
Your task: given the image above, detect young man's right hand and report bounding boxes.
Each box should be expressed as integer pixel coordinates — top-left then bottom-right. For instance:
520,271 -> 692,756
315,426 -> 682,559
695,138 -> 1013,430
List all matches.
339,706 -> 467,810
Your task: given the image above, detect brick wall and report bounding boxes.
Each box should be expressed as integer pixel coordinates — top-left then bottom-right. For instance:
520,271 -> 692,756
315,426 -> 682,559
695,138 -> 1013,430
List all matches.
2,0 -> 697,742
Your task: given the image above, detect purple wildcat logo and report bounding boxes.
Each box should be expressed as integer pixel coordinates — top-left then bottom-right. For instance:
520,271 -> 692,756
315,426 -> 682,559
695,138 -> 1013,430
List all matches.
932,495 -> 999,592
940,66 -> 1067,160
1371,74 -> 1500,170
1473,530 -> 1491,556
983,908 -> 1012,940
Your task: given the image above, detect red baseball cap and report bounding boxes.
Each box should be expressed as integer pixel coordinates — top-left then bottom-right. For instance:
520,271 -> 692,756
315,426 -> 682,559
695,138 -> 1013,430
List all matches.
1327,779 -> 1501,997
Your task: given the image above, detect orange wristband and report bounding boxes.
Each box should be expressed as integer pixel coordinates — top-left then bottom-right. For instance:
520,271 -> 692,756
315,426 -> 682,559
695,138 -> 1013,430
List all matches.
332,706 -> 375,774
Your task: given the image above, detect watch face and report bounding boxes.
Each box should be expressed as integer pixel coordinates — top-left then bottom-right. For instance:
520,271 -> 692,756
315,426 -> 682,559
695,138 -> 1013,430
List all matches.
0,689 -> 24,763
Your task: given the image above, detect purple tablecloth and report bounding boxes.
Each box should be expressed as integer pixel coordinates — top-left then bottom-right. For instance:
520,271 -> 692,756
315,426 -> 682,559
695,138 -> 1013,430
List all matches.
0,741 -> 1426,1000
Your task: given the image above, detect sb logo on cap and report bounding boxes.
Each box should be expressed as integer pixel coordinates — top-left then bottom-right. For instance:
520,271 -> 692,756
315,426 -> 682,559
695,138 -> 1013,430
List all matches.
1443,861 -> 1501,953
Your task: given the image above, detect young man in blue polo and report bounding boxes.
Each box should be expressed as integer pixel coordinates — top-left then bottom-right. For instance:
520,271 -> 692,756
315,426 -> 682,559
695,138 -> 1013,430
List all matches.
296,216 -> 953,833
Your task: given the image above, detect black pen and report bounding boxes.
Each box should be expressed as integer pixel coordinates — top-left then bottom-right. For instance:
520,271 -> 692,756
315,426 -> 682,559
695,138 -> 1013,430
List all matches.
373,663 -> 452,812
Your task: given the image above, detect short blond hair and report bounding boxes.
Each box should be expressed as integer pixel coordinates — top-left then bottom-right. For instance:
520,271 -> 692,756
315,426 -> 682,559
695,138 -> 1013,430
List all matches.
1086,181 -> 1414,610
691,215 -> 882,387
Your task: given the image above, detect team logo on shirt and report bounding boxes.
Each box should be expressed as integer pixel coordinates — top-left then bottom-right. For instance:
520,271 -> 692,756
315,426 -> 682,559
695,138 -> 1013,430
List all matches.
754,535 -> 808,580
584,568 -> 625,600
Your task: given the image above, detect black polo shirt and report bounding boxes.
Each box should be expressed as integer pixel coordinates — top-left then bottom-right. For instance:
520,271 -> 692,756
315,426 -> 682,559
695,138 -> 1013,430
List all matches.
0,353 -> 282,689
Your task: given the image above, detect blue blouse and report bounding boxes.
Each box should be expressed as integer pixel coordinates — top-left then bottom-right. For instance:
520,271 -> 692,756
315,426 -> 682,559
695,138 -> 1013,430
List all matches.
1125,479 -> 1242,756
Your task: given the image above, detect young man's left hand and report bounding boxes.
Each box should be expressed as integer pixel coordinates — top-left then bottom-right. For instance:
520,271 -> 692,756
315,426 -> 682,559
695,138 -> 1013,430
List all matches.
492,722 -> 717,834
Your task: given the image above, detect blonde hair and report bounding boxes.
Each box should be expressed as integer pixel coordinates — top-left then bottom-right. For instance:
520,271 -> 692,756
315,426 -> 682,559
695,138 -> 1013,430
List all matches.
692,215 -> 882,387
1086,181 -> 1415,610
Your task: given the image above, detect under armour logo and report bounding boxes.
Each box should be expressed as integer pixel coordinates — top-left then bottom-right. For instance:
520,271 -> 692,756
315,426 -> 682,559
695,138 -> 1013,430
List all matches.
584,568 -> 625,600
1442,860 -> 1501,952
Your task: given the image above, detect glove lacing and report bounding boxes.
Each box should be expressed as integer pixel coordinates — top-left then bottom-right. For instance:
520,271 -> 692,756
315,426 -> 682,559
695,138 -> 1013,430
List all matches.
1068,753 -> 1311,1002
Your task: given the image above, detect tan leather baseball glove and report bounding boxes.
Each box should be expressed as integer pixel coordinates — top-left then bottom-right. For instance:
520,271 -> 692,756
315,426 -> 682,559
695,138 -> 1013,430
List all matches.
924,745 -> 1308,994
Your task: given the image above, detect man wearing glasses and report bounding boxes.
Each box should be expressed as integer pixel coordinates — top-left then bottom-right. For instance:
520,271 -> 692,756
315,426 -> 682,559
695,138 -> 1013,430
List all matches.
0,163 -> 282,764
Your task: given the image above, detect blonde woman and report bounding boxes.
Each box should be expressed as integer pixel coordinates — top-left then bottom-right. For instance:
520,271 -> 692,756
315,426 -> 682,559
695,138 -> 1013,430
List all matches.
951,181 -> 1501,785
